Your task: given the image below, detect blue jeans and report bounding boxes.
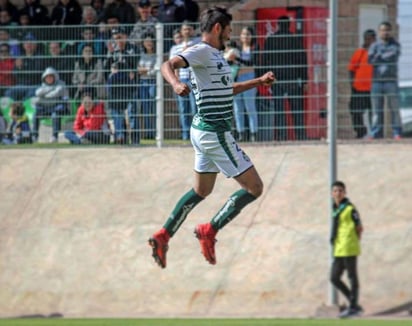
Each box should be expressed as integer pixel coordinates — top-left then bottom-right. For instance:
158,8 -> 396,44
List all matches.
139,79 -> 156,139
176,78 -> 196,140
371,81 -> 402,138
234,71 -> 258,134
65,130 -> 110,144
111,106 -> 128,143
33,104 -> 69,138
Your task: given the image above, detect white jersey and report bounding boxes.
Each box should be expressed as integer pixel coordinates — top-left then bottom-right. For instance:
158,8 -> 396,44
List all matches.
179,42 -> 234,132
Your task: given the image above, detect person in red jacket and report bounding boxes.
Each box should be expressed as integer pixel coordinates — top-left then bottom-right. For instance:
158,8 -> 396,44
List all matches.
64,88 -> 111,144
0,43 -> 14,97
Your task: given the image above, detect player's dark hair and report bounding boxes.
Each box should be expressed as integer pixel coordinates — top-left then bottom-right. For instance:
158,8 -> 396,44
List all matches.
199,6 -> 232,33
332,180 -> 346,190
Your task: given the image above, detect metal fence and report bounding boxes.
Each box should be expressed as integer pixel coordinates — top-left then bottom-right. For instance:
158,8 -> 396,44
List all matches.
0,16 -> 410,145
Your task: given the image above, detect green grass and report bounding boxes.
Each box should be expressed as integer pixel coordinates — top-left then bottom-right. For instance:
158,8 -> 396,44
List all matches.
0,319 -> 411,326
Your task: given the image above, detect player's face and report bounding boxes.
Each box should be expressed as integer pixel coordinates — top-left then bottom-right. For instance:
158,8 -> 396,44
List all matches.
332,186 -> 346,204
218,24 -> 232,51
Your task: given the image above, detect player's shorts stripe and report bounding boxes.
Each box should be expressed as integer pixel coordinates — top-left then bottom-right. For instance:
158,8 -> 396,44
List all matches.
217,132 -> 237,168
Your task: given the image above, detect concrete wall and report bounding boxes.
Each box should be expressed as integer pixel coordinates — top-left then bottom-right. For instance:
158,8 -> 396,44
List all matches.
0,144 -> 411,318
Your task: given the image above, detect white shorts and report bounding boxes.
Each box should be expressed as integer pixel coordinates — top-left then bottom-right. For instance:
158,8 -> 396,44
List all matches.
190,128 -> 253,178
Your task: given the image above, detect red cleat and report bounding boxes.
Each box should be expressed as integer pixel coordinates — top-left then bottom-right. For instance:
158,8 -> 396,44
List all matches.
148,228 -> 170,269
194,223 -> 217,265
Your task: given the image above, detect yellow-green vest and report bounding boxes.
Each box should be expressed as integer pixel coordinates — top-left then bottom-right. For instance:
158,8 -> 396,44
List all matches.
333,205 -> 361,257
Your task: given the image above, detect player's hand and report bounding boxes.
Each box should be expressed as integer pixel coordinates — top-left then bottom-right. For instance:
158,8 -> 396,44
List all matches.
260,71 -> 276,86
173,81 -> 191,96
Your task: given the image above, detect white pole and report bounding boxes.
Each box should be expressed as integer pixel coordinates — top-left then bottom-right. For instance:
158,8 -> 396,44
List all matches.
327,0 -> 338,306
155,23 -> 164,148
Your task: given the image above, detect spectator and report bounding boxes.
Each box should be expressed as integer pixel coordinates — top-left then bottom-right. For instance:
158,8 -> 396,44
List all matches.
0,28 -> 19,56
96,14 -> 120,57
90,0 -> 105,23
102,0 -> 135,27
0,0 -> 18,23
2,101 -> 32,144
129,0 -> 158,49
330,180 -> 363,318
368,21 -> 402,139
169,21 -> 198,140
181,0 -> 199,23
18,0 -> 50,27
51,0 -> 83,41
0,108 -> 6,142
232,26 -> 259,142
0,42 -> 15,97
105,26 -> 139,144
347,29 -> 376,139
5,32 -> 45,101
32,67 -> 70,143
157,0 -> 185,51
137,33 -> 156,139
76,26 -> 104,58
262,15 -> 308,141
48,41 -> 73,90
0,9 -> 17,29
82,5 -> 99,25
72,43 -> 106,100
64,89 -> 111,144
15,12 -> 36,42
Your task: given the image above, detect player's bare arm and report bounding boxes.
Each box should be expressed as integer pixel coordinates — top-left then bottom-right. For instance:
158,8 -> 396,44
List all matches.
161,56 -> 191,96
233,71 -> 276,95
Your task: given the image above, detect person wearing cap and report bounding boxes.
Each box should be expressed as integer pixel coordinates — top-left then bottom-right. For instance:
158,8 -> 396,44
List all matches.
105,26 -> 139,144
129,0 -> 158,48
347,29 -> 376,139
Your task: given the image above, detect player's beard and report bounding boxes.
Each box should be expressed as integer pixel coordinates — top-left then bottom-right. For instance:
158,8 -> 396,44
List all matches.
218,32 -> 226,51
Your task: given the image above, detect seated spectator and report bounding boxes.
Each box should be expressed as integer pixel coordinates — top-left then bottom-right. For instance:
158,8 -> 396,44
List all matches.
82,5 -> 99,25
15,12 -> 36,42
0,42 -> 15,97
76,26 -> 104,58
32,67 -> 69,143
0,28 -> 20,56
72,43 -> 106,100
18,0 -> 50,27
0,9 -> 18,29
5,32 -> 46,101
64,89 -> 111,144
2,101 -> 32,144
48,41 -> 73,90
102,0 -> 135,28
0,0 -> 19,23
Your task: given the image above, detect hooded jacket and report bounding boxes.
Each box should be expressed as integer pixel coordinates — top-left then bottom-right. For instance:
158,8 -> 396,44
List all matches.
35,67 -> 69,107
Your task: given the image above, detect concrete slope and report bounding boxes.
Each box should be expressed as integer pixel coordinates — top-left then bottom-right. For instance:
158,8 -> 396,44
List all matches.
0,144 -> 411,318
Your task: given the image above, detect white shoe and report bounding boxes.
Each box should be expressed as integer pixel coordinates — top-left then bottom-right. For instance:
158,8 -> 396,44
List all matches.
50,136 -> 58,143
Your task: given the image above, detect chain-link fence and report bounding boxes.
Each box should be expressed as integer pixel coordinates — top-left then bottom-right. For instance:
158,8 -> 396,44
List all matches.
0,14 -> 410,145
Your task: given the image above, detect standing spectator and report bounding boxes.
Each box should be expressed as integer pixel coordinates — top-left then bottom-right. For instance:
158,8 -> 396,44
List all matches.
32,67 -> 69,143
2,101 -> 32,144
102,0 -> 135,27
64,89 -> 111,144
76,26 -> 104,58
51,0 -> 83,41
157,0 -> 185,51
129,0 -> 158,49
330,180 -> 363,318
18,0 -> 50,27
347,29 -> 376,139
368,21 -> 402,139
72,43 -> 106,100
181,0 -> 199,23
90,0 -> 105,23
5,33 -> 45,101
169,21 -> 197,140
82,5 -> 99,25
105,26 -> 139,144
0,42 -> 14,97
0,108 -> 6,141
96,14 -> 120,58
0,28 -> 19,56
0,0 -> 18,23
137,33 -> 156,139
262,15 -> 308,141
232,26 -> 259,142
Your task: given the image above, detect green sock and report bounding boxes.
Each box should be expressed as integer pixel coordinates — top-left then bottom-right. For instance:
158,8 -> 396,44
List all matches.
164,188 -> 204,236
211,189 -> 256,230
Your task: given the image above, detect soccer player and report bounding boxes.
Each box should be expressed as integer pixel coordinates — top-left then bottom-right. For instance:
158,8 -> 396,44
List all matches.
148,6 -> 275,268
330,181 -> 364,318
